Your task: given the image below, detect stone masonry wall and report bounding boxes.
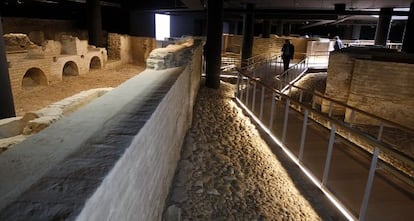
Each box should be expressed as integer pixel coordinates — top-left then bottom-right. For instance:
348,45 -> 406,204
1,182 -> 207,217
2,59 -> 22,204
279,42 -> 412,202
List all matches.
6,34 -> 107,97
345,60 -> 414,129
2,17 -> 87,41
0,41 -> 202,220
224,34 -> 308,59
323,49 -> 414,129
107,33 -> 156,65
322,52 -> 355,114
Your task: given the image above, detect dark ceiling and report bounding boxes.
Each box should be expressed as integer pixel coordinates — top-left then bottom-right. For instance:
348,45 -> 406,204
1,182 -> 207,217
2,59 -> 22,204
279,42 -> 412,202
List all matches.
0,0 -> 411,36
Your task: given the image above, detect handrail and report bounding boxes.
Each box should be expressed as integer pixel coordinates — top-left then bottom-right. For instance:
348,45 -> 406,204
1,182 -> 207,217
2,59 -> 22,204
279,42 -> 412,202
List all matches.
234,66 -> 414,220
276,75 -> 414,136
237,70 -> 414,172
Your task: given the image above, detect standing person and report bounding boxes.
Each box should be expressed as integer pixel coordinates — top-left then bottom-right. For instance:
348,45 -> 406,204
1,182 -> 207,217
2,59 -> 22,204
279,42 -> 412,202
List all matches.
281,39 -> 294,71
333,36 -> 343,51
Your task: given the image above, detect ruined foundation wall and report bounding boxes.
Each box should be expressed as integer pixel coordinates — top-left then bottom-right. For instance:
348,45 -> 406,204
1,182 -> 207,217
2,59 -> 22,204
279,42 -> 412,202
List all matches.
0,41 -> 202,220
323,49 -> 414,129
346,60 -> 414,129
223,34 -> 308,59
5,34 -> 107,97
107,33 -> 156,65
2,17 -> 87,42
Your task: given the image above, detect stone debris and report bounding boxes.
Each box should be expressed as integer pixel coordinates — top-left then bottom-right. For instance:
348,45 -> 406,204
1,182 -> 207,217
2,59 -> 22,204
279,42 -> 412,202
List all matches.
165,82 -> 322,220
0,88 -> 112,150
146,41 -> 193,70
3,33 -> 40,51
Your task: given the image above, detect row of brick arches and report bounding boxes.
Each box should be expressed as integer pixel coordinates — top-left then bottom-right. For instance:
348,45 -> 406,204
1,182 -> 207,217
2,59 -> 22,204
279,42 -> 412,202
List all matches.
22,56 -> 102,87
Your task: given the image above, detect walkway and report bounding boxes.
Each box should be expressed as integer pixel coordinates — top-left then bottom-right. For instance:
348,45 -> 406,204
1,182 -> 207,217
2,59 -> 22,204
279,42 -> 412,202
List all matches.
238,80 -> 413,221
164,82 -> 344,220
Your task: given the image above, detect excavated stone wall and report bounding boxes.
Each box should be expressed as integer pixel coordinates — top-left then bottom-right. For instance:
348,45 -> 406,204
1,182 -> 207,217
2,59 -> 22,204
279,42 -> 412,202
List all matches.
107,33 -> 156,65
223,34 -> 308,59
323,48 -> 414,129
346,59 -> 414,129
5,34 -> 107,97
0,40 -> 203,221
2,17 -> 85,41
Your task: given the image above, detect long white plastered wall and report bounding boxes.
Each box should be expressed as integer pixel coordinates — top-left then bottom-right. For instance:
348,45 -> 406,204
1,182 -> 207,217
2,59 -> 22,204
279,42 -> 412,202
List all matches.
0,39 -> 202,221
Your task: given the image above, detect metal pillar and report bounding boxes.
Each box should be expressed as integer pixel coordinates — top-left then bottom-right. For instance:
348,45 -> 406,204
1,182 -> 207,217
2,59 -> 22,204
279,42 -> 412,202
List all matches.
0,15 -> 16,119
276,21 -> 284,36
236,21 -> 243,35
402,2 -> 414,53
343,25 -> 352,39
229,22 -> 236,35
352,24 -> 361,40
241,3 -> 255,66
262,20 -> 271,38
205,0 -> 223,89
374,8 -> 393,46
87,0 -> 103,47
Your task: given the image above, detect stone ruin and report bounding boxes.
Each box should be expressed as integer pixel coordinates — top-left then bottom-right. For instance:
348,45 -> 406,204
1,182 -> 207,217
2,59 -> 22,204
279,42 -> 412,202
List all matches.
146,39 -> 194,70
4,33 -> 108,96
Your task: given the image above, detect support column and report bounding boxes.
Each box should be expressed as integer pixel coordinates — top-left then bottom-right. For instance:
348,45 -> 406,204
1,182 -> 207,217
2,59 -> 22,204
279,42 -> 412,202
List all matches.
229,22 -> 236,34
374,8 -> 393,46
262,20 -> 271,38
87,0 -> 103,47
0,15 -> 16,119
343,25 -> 352,39
205,0 -> 223,89
276,21 -> 284,36
241,3 -> 255,66
236,21 -> 243,35
287,23 -> 292,36
402,2 -> 414,53
352,24 -> 361,39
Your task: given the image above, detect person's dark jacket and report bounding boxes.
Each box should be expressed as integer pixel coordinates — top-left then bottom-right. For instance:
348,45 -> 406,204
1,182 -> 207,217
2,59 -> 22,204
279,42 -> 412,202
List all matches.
282,43 -> 295,60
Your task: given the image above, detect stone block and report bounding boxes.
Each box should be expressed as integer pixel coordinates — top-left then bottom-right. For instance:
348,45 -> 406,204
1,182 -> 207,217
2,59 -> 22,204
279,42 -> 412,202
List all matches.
147,43 -> 193,70
322,53 -> 355,115
60,35 -> 88,55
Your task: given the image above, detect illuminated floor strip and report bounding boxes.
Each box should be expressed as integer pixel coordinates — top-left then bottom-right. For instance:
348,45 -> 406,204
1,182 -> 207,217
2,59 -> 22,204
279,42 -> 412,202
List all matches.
235,97 -> 357,221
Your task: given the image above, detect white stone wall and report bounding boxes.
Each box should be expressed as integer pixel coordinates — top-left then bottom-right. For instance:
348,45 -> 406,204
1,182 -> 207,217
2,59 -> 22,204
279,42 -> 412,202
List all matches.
76,42 -> 202,221
0,41 -> 203,220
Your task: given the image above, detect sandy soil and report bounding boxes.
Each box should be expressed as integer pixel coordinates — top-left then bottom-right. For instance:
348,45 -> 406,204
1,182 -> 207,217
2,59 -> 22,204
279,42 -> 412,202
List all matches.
13,64 -> 145,116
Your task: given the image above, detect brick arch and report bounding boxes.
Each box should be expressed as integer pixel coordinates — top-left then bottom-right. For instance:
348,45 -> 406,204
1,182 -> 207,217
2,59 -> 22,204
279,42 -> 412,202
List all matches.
22,67 -> 48,87
63,61 -> 79,76
89,56 -> 102,70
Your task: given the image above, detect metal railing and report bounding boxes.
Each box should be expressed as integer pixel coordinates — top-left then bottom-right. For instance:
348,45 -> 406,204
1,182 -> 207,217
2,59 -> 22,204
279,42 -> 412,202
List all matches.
234,68 -> 413,221
276,56 -> 309,92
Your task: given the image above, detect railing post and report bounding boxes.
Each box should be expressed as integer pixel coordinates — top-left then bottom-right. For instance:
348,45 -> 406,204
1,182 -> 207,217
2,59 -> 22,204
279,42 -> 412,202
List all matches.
252,81 -> 257,112
299,109 -> 309,161
377,121 -> 384,141
260,85 -> 265,120
240,76 -> 244,102
312,94 -> 317,109
282,99 -> 290,142
299,90 -> 304,103
236,72 -> 241,98
359,147 -> 380,221
269,92 -> 276,129
246,78 -> 250,106
328,101 -> 334,117
349,109 -> 356,128
322,124 -> 336,185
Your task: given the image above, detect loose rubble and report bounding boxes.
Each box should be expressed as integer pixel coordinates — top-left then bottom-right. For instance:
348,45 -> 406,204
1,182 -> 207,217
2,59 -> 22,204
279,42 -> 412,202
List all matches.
164,82 -> 322,220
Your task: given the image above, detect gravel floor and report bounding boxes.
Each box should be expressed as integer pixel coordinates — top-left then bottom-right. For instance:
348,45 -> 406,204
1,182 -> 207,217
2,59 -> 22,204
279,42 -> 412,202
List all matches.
164,81 -> 339,221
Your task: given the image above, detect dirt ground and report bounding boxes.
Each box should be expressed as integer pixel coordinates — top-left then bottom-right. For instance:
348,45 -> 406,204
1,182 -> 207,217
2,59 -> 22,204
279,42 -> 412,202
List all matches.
13,64 -> 145,116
